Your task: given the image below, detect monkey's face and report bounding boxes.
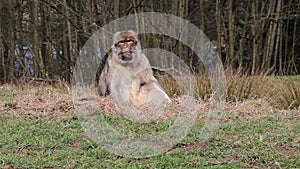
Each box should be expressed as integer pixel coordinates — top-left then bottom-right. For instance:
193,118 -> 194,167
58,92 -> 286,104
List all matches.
114,37 -> 138,62
112,31 -> 141,64
115,38 -> 137,62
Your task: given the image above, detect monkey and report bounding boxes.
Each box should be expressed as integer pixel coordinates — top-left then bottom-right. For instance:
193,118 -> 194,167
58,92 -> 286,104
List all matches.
98,30 -> 171,106
130,82 -> 151,105
129,69 -> 171,106
98,30 -> 153,97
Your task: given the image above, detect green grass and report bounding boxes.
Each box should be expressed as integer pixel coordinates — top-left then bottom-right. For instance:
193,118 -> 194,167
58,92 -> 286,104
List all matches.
1,109 -> 299,168
0,83 -> 300,168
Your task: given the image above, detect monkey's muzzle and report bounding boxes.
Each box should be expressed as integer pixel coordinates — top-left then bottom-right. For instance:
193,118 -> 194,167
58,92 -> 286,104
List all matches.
120,53 -> 133,62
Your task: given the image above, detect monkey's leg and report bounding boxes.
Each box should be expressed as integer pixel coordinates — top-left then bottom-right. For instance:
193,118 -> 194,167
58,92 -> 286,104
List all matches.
129,76 -> 143,105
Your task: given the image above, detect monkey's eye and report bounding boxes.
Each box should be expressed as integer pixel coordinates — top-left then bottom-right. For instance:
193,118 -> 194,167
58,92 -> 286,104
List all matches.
140,82 -> 147,87
119,39 -> 134,43
115,39 -> 136,46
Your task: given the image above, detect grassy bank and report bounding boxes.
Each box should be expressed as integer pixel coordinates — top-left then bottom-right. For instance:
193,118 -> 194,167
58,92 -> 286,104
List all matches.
0,75 -> 299,168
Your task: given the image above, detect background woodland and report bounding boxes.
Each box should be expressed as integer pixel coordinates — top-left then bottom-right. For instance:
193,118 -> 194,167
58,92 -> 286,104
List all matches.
0,0 -> 299,83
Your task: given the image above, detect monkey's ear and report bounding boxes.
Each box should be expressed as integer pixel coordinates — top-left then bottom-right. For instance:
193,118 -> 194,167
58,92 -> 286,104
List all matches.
113,31 -> 122,44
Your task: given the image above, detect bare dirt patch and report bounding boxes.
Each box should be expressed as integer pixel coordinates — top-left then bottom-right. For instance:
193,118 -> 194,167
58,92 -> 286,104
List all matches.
0,116 -> 11,121
277,145 -> 300,158
176,141 -> 207,152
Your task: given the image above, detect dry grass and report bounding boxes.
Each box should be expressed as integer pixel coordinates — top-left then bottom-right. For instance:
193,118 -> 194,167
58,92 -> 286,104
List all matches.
156,71 -> 300,110
1,73 -> 299,121
155,73 -> 181,97
272,80 -> 300,109
0,83 -> 73,119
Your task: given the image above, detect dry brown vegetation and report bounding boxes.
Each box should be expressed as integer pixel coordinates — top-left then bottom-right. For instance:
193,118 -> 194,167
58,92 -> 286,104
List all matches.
1,74 -> 299,120
158,72 -> 300,110
0,83 -> 73,120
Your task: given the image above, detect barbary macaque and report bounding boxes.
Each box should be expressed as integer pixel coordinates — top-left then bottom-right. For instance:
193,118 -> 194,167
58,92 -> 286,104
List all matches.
129,69 -> 171,106
98,30 -> 171,106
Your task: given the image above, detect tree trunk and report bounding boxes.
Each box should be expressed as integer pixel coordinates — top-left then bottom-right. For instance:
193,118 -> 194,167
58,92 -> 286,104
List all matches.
31,0 -> 39,78
215,0 -> 223,64
289,17 -> 298,74
113,0 -> 119,31
227,0 -> 235,68
262,0 -> 276,72
0,1 -> 6,82
273,0 -> 282,74
64,0 -> 73,82
199,0 -> 205,32
251,0 -> 258,74
40,2 -> 51,78
178,0 -> 188,63
7,0 -> 16,82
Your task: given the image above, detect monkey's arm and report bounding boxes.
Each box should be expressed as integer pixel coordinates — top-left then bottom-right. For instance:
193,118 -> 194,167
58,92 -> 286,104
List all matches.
130,69 -> 156,99
98,60 -> 111,96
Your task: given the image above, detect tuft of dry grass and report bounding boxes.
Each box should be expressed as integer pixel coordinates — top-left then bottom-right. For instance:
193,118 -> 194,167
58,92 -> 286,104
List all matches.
156,71 -> 300,110
156,73 -> 181,97
267,80 -> 300,109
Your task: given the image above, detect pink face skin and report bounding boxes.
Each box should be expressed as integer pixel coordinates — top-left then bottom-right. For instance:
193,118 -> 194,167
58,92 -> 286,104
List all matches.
117,38 -> 134,56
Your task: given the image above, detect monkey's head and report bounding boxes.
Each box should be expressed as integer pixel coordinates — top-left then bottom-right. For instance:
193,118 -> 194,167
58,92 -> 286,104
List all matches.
112,30 -> 141,64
